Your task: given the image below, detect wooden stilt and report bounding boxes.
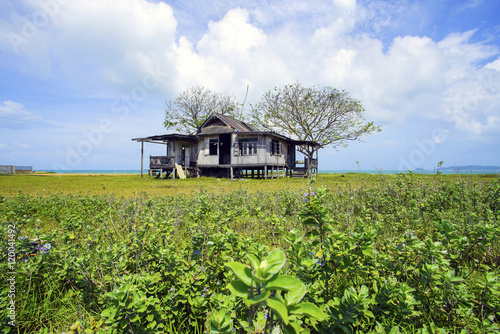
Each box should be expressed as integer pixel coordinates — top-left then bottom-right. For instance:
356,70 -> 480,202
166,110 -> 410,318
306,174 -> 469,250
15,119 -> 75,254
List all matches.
140,142 -> 144,178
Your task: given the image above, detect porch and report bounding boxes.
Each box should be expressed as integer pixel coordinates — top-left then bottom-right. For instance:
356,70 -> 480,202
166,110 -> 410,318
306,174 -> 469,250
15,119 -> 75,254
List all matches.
149,155 -> 198,179
131,134 -> 200,179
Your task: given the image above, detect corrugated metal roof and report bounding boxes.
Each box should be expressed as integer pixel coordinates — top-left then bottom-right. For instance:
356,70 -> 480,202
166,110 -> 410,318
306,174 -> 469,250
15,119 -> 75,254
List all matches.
197,126 -> 234,135
197,114 -> 259,134
131,134 -> 200,143
216,114 -> 258,132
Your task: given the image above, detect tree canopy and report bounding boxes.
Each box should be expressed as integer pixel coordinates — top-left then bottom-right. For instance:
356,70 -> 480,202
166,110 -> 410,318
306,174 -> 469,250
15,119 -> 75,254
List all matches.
250,82 -> 381,159
164,86 -> 238,134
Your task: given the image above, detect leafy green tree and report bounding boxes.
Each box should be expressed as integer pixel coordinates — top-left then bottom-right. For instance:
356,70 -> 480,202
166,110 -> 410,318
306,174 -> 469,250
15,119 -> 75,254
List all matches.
164,86 -> 239,134
251,82 -> 381,160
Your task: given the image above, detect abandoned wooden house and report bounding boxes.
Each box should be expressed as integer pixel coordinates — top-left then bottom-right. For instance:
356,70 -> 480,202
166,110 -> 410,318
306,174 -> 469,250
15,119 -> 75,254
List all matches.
132,114 -> 319,179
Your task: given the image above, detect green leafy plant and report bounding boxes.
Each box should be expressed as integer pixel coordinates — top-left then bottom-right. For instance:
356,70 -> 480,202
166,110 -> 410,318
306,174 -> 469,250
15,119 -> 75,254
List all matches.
100,274 -> 165,333
225,249 -> 325,333
1,175 -> 499,333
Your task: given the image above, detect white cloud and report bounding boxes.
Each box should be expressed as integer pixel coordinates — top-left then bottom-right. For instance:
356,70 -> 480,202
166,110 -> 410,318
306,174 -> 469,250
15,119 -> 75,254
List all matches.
1,0 -> 179,95
198,8 -> 265,56
0,100 -> 41,121
1,0 -> 500,171
333,0 -> 356,11
4,0 -> 497,127
441,38 -> 500,135
174,8 -> 268,91
485,58 -> 500,71
174,2 -> 500,138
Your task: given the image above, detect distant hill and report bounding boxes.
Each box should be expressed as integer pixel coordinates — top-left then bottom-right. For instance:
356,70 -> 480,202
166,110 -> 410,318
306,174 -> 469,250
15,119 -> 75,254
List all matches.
415,165 -> 499,172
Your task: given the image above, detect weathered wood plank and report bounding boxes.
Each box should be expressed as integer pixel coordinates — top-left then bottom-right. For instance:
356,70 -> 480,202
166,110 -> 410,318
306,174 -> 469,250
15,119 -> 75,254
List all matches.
175,163 -> 186,179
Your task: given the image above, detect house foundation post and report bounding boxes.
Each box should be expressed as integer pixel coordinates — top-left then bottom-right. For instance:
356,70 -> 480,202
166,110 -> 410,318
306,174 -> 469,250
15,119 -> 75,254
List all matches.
140,141 -> 144,178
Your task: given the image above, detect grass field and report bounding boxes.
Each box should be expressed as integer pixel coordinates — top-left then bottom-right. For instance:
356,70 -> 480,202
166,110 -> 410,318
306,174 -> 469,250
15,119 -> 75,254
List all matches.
0,172 -> 492,197
1,172 -> 499,333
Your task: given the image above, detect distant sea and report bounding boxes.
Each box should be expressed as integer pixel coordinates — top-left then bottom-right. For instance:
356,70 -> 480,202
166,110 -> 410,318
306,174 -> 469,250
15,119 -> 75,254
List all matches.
40,169 -> 500,175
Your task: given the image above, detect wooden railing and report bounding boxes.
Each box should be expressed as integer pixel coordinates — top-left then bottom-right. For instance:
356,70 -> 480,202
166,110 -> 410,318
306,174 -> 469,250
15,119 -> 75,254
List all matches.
295,158 -> 318,169
149,156 -> 175,169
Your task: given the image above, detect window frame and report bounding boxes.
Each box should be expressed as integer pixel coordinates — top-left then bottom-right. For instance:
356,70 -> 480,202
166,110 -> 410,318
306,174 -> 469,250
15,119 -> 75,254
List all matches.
238,137 -> 258,156
270,139 -> 282,156
208,138 -> 218,156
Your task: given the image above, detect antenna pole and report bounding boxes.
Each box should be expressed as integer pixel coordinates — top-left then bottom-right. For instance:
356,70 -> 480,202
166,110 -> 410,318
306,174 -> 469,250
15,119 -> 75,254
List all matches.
240,84 -> 249,119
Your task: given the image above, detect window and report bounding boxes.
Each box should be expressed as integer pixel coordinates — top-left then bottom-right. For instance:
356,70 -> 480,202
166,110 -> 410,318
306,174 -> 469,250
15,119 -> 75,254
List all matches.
271,140 -> 282,156
209,139 -> 218,155
238,137 -> 257,155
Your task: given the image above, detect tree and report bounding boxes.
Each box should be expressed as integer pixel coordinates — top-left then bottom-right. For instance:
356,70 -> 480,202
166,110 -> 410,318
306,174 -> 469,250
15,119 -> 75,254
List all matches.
250,82 -> 381,160
164,86 -> 239,134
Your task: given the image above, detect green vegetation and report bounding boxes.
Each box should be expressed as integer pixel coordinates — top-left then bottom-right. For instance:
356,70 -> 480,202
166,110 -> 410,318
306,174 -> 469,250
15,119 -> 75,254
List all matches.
0,173 -> 499,333
0,172 -> 486,198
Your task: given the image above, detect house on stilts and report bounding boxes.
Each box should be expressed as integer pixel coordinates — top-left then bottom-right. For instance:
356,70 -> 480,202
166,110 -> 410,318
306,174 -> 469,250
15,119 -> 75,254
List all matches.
132,114 -> 320,179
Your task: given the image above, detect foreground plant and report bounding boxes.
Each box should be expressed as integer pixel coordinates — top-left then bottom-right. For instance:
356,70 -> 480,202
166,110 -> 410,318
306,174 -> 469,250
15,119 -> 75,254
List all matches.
224,249 -> 325,334
100,274 -> 165,334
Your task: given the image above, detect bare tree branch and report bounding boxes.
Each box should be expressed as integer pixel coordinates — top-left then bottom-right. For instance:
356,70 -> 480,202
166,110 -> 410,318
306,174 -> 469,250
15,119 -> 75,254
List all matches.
250,82 -> 381,159
164,86 -> 238,134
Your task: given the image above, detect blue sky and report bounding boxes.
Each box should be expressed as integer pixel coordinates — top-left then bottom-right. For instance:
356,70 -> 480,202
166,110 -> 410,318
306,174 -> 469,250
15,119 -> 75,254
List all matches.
0,0 -> 499,171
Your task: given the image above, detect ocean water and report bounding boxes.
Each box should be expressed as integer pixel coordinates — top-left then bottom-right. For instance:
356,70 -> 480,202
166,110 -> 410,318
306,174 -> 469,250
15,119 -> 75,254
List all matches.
41,169 -> 499,175
322,169 -> 499,175
41,170 -> 144,174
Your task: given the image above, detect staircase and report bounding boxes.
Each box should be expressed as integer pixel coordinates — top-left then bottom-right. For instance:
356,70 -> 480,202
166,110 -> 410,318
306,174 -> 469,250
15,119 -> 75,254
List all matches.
175,163 -> 186,179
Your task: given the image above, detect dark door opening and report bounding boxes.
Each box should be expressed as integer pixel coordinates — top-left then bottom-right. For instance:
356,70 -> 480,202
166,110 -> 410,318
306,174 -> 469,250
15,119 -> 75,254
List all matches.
219,133 -> 231,165
287,144 -> 296,167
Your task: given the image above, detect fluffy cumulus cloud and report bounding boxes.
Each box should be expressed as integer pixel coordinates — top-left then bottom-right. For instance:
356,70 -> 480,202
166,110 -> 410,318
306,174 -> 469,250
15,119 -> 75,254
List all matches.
175,8 -> 269,91
1,0 -> 179,94
1,0 -> 499,169
3,0 -> 499,125
343,31 -> 499,131
167,0 -> 500,137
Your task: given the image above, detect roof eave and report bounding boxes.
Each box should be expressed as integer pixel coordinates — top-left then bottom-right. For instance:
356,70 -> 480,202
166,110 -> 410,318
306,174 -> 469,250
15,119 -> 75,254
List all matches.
132,133 -> 200,143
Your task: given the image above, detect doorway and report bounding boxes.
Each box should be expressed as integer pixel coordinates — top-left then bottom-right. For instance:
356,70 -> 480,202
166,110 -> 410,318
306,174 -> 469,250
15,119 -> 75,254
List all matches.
181,144 -> 190,167
219,133 -> 231,165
